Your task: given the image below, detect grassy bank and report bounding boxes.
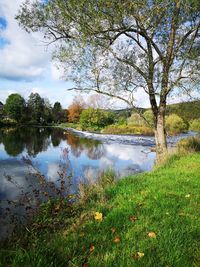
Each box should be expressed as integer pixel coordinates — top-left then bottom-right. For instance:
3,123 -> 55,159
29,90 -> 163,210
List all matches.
1,151 -> 200,267
58,122 -> 154,135
102,124 -> 154,135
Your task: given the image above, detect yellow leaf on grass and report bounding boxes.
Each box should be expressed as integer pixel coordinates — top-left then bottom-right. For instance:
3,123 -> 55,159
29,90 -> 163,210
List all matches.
94,212 -> 103,222
89,245 -> 95,252
137,252 -> 144,258
148,231 -> 157,238
130,215 -> 137,222
133,252 -> 145,260
111,227 -> 116,234
114,235 -> 121,243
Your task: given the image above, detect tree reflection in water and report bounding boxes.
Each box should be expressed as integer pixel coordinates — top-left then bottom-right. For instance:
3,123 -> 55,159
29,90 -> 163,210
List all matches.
0,127 -> 105,159
66,133 -> 105,159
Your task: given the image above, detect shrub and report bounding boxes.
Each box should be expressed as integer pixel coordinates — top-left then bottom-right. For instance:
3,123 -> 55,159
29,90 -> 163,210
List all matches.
116,116 -> 127,125
177,136 -> 200,153
166,114 -> 188,135
143,110 -> 154,126
127,113 -> 145,126
102,124 -> 154,135
190,119 -> 200,132
80,108 -> 114,131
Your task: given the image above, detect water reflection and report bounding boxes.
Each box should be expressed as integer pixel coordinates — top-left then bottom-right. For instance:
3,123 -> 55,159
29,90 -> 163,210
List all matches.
0,127 -> 155,187
0,129 -> 155,193
0,127 -> 156,238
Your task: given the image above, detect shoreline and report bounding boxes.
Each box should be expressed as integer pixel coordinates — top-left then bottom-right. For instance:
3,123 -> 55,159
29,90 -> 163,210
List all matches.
57,125 -> 197,147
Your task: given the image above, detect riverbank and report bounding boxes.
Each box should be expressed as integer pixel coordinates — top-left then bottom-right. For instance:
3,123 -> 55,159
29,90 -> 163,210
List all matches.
58,124 -> 197,147
1,150 -> 200,267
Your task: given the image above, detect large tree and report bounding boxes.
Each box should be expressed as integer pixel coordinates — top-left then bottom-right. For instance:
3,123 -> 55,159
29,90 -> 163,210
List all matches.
17,0 -> 200,160
52,101 -> 65,123
27,93 -> 45,124
4,93 -> 25,122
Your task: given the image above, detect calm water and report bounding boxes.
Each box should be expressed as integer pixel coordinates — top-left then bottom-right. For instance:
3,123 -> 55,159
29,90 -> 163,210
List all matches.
0,127 -> 155,238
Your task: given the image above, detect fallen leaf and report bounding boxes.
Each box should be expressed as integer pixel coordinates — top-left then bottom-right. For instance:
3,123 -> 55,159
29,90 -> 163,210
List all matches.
82,263 -> 89,267
89,245 -> 95,252
133,252 -> 145,259
94,212 -> 103,222
137,252 -> 144,258
111,227 -> 116,234
130,216 -> 137,222
114,235 -> 120,243
148,232 -> 157,238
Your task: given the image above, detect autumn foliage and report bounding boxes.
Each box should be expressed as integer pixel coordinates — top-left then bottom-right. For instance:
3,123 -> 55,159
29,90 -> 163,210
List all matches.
68,101 -> 83,123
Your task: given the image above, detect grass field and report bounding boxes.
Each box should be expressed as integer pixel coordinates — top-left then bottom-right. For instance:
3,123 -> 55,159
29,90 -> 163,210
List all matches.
0,153 -> 200,267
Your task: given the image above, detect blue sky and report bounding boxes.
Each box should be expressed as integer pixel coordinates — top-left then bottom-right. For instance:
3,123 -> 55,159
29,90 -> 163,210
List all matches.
0,0 -> 79,108
1,1 -> 195,109
0,0 -> 152,109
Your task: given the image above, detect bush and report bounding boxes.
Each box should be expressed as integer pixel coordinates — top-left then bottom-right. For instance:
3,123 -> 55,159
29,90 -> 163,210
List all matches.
143,110 -> 154,126
80,108 -> 114,131
127,113 -> 145,126
190,118 -> 200,132
102,124 -> 154,135
116,116 -> 127,126
127,110 -> 154,128
177,136 -> 200,153
166,114 -> 188,135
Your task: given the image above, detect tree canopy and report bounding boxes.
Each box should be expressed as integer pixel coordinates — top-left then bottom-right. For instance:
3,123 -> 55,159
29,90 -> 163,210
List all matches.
4,93 -> 25,122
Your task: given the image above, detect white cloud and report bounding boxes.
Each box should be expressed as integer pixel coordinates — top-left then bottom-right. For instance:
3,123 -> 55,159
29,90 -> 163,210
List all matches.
51,62 -> 66,81
0,86 -> 74,107
0,0 -> 51,81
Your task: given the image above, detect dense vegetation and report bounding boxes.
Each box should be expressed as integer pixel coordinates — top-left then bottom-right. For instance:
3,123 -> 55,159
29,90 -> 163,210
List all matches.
166,101 -> 200,121
0,93 -> 67,126
66,101 -> 200,136
1,94 -> 200,135
80,108 -> 114,131
1,138 -> 200,266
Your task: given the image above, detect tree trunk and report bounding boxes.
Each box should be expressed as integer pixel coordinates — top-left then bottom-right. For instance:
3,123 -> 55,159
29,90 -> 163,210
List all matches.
154,113 -> 168,163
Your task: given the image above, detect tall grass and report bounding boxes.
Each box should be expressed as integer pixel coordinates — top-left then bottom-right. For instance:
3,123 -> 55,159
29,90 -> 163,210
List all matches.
177,135 -> 200,153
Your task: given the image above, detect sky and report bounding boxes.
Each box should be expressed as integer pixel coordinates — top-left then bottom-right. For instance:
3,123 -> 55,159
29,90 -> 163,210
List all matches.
0,0 -> 81,108
0,1 -> 197,109
0,0 -> 152,109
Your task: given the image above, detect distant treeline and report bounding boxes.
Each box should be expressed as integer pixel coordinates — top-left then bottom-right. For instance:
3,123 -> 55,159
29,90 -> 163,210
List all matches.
113,100 -> 200,121
0,93 -> 67,125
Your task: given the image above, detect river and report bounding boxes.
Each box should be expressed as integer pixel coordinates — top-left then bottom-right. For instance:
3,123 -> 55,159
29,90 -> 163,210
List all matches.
0,126 -> 195,239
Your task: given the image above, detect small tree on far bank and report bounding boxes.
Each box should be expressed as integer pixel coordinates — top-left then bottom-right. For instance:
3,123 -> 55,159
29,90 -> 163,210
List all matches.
68,99 -> 84,123
80,108 -> 114,130
53,102 -> 66,123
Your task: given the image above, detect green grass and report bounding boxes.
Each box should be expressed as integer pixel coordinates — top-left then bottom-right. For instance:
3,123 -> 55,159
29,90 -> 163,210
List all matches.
1,153 -> 200,267
102,124 -> 154,135
58,122 -> 82,130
